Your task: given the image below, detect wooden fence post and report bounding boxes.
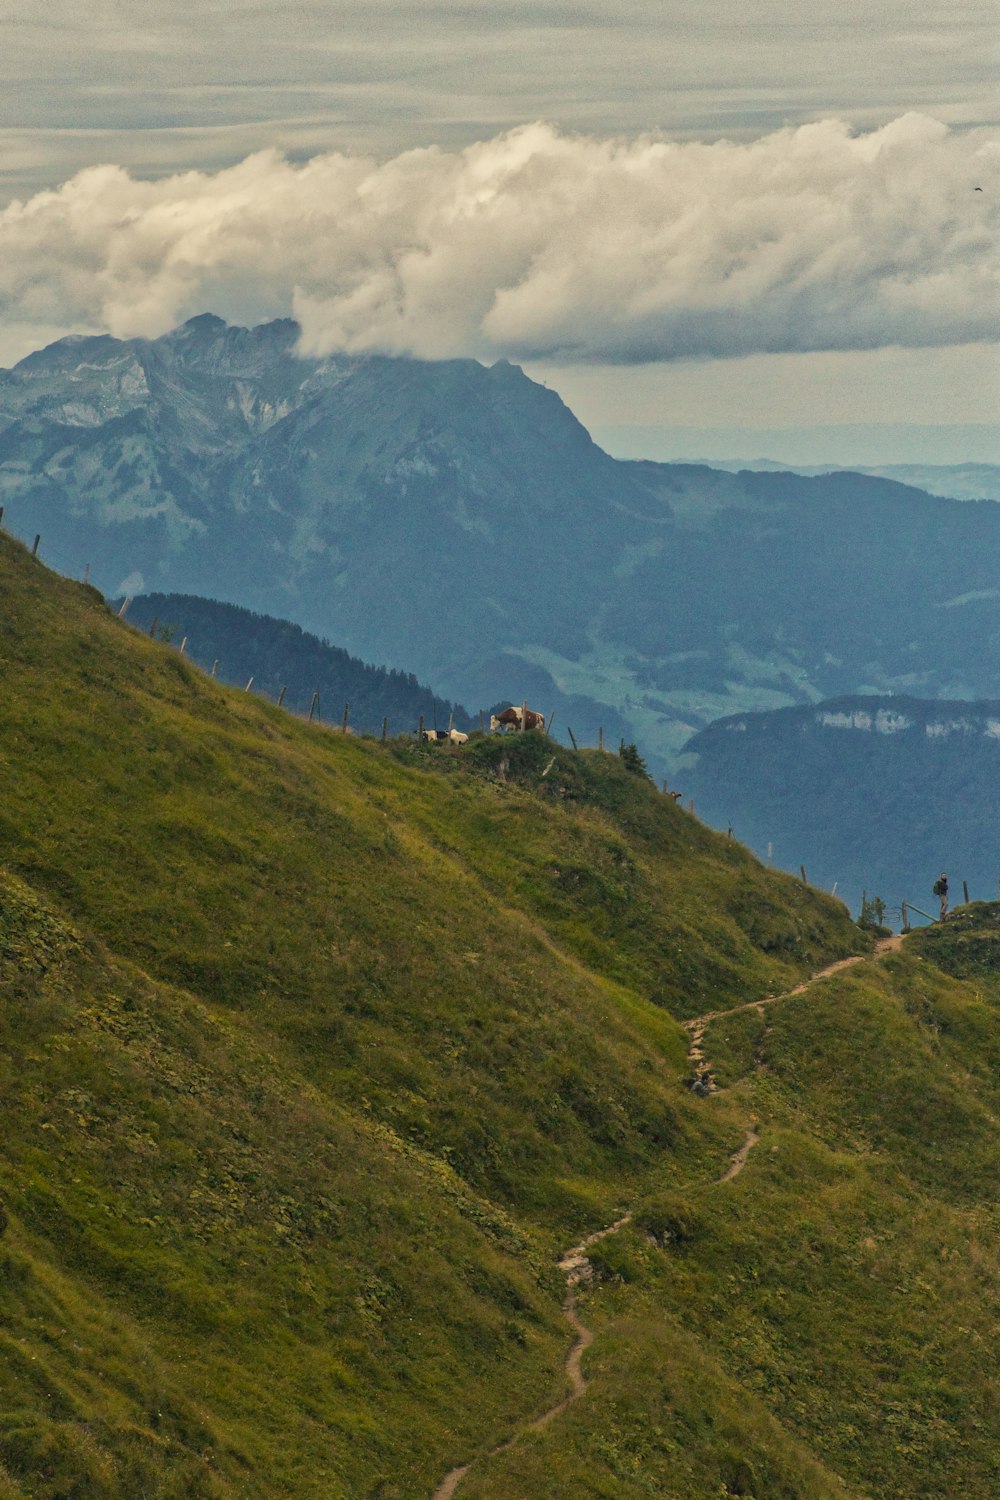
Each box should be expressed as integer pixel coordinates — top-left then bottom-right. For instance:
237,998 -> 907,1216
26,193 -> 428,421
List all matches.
545,711 -> 555,734
567,727 -> 578,750
800,865 -> 807,885
0,506 -> 4,528
31,534 -> 40,558
598,726 -> 604,752
178,636 -> 187,654
901,900 -> 910,932
689,799 -> 694,815
381,717 -> 388,743
148,616 -> 158,637
211,660 -> 219,678
117,597 -> 131,619
418,713 -> 424,741
342,702 -> 350,734
521,699 -> 528,732
309,691 -> 319,724
277,686 -> 287,708
963,880 -> 970,905
244,676 -> 254,692
83,562 -> 89,585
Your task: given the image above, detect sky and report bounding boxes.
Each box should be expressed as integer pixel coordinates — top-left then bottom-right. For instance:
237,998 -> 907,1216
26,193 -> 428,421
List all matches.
2,0 -> 997,462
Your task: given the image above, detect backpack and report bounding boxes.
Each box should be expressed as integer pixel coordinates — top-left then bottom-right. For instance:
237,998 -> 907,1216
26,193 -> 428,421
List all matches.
933,877 -> 947,897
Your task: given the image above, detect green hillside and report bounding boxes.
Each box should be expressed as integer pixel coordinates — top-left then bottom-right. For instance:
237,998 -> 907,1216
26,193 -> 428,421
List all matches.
2,530 -> 1000,1497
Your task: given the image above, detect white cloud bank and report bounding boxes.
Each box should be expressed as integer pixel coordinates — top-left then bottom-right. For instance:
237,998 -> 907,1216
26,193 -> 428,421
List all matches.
1,115 -> 997,365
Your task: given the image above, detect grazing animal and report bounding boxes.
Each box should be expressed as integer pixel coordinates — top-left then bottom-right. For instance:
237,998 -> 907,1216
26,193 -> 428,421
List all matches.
490,705 -> 546,733
422,728 -> 469,745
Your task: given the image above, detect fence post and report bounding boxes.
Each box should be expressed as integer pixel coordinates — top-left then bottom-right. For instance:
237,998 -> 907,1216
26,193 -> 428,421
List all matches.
418,713 -> 424,741
598,726 -> 604,752
148,616 -> 158,638
309,691 -> 319,724
567,727 -> 578,750
0,506 -> 4,528
31,534 -> 40,558
689,799 -> 694,816
521,699 -> 528,732
277,686 -> 287,708
117,597 -> 131,619
179,636 -> 187,654
800,865 -> 807,885
211,660 -> 219,678
479,710 -> 486,733
381,716 -> 388,743
244,676 -> 254,692
83,562 -> 89,585
342,702 -> 350,735
963,880 -> 970,905
901,900 -> 910,932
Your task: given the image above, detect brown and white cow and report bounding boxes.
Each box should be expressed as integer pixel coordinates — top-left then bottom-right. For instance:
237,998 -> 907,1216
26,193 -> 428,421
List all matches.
490,705 -> 546,733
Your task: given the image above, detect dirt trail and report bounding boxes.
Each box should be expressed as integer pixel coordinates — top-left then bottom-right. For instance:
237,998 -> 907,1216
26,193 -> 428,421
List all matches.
720,1128 -> 761,1181
431,1215 -> 631,1499
432,937 -> 906,1496
684,936 -> 903,1091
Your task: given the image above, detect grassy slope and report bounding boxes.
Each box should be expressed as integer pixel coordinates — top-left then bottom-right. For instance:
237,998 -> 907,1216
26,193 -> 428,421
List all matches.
463,939 -> 1000,1498
2,530 -> 999,1496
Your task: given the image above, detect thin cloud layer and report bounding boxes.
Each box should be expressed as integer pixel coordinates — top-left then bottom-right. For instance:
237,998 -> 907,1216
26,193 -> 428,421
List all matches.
1,116 -> 996,365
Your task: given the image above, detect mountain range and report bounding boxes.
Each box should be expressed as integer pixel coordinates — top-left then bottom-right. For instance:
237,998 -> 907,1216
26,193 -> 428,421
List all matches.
4,314 -> 1000,773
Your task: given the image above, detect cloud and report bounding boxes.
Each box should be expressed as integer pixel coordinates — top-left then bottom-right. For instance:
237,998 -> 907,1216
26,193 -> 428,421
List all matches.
0,115 -> 996,365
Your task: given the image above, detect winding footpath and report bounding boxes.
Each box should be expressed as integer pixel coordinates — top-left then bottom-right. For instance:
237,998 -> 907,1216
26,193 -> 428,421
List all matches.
431,1216 -> 632,1500
684,936 -> 903,1093
431,935 -> 904,1497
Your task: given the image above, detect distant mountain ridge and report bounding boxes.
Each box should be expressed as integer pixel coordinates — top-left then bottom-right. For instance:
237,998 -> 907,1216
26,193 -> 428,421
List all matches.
686,458 -> 1000,504
682,693 -> 1000,915
4,314 -> 1000,772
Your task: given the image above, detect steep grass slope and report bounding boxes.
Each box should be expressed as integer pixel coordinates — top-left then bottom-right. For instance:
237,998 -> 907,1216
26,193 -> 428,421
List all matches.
3,531 -> 1000,1497
0,529 -> 859,1496
460,930 -> 1000,1498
